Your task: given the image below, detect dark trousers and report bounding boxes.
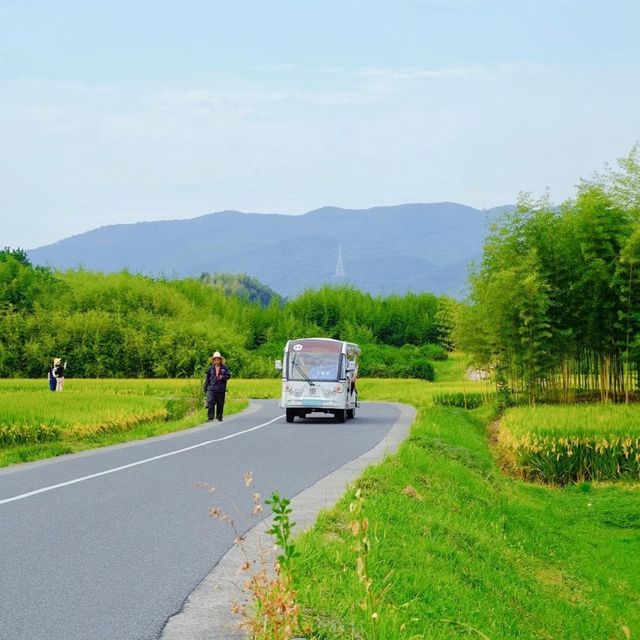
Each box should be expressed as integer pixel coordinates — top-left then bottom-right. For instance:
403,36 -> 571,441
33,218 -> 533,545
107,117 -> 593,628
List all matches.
207,390 -> 226,420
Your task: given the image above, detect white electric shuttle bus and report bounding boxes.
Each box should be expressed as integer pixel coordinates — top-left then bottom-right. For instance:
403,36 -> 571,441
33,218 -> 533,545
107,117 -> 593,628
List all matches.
277,338 -> 360,423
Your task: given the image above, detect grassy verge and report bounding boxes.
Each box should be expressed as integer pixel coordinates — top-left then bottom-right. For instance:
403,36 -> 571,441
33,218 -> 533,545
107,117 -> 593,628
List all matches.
293,379 -> 640,639
0,378 -> 281,467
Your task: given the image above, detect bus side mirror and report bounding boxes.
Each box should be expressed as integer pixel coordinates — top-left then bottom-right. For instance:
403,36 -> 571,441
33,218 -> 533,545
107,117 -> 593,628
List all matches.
275,359 -> 283,370
347,360 -> 356,372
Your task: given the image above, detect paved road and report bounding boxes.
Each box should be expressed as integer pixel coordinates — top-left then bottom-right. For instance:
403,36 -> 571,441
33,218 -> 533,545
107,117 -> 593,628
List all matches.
0,400 -> 401,640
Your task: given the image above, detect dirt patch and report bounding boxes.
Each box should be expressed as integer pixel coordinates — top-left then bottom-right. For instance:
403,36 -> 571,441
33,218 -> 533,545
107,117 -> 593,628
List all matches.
488,418 -> 501,446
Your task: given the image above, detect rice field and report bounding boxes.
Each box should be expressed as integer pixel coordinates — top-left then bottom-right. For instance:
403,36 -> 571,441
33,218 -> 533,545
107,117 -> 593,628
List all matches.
498,404 -> 640,484
357,377 -> 492,407
226,378 -> 280,400
0,368 -> 487,467
0,378 -> 259,464
0,378 -> 201,447
0,377 -> 198,395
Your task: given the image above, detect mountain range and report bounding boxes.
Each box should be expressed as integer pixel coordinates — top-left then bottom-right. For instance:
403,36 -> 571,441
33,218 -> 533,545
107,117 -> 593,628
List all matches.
27,203 -> 509,297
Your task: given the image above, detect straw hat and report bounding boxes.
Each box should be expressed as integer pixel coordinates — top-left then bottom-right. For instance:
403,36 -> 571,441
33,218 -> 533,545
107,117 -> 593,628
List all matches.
210,351 -> 225,363
53,357 -> 61,366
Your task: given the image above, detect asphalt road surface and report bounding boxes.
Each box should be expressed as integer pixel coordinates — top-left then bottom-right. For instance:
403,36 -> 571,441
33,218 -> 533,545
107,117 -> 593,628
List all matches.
0,400 -> 401,640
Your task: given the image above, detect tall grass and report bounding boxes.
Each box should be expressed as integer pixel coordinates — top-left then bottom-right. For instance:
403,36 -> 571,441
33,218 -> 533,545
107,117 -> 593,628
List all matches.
0,377 -> 199,395
503,404 -> 640,437
498,404 -> 640,483
0,378 -> 289,466
0,389 -> 176,446
227,378 -> 280,401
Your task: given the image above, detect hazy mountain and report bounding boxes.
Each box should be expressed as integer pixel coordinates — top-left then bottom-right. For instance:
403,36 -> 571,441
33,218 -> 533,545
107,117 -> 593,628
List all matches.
28,203 -> 509,297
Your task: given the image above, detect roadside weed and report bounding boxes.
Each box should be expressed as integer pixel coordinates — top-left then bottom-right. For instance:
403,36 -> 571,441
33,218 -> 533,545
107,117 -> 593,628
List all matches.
206,474 -> 306,640
349,488 -> 387,640
266,491 -> 300,577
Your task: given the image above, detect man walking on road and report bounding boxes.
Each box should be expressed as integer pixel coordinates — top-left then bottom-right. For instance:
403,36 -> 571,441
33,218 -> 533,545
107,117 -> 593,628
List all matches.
203,351 -> 231,421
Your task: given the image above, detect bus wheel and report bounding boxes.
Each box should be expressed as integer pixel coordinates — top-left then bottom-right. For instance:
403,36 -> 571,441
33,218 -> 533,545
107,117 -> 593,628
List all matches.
286,409 -> 296,423
334,409 -> 346,423
346,407 -> 355,419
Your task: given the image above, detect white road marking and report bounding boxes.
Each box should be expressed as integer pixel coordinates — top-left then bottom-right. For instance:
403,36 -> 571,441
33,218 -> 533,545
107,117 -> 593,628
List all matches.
0,415 -> 284,506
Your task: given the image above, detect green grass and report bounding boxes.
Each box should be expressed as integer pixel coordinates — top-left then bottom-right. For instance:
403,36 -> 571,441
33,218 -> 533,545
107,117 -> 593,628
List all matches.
503,404 -> 640,438
429,351 -> 465,381
433,392 -> 487,409
292,383 -> 640,639
0,377 -> 199,395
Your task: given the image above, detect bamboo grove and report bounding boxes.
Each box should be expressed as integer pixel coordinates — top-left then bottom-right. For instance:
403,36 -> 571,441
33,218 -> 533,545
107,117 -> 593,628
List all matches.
457,146 -> 640,403
0,251 -> 450,380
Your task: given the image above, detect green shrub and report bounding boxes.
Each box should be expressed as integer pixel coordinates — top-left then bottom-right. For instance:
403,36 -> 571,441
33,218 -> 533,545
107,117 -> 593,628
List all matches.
418,343 -> 447,361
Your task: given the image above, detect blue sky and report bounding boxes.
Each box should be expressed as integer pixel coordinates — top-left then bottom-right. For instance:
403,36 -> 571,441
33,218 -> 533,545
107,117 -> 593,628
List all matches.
2,0 -> 639,248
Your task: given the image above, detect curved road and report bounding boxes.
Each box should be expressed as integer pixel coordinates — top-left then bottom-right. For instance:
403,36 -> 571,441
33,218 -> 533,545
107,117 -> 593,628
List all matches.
0,400 -> 403,640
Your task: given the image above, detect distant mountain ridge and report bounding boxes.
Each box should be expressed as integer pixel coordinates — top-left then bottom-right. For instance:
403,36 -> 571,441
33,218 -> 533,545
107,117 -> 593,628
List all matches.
28,203 -> 511,297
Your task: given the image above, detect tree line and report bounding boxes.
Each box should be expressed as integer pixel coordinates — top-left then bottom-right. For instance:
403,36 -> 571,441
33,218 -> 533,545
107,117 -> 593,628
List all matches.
0,251 -> 451,380
456,146 -> 640,403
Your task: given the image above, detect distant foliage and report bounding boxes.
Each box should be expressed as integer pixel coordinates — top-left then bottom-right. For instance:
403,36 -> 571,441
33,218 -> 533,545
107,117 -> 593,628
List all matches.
456,146 -> 640,403
0,248 -> 62,312
0,263 -> 451,379
287,286 -> 442,347
358,344 -> 436,381
200,272 -> 282,307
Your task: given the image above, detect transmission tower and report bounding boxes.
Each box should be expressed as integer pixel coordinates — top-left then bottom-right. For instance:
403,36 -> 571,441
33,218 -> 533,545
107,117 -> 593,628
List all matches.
334,243 -> 346,279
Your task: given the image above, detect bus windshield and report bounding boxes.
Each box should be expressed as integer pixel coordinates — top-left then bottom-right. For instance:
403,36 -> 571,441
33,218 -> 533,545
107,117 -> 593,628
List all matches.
288,351 -> 341,382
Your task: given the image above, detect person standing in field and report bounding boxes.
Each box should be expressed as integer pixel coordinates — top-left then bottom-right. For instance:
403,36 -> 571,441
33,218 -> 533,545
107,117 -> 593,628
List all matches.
53,357 -> 67,391
203,351 -> 231,421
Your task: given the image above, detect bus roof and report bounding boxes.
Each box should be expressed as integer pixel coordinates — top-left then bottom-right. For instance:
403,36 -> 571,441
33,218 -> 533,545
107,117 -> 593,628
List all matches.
286,337 -> 360,355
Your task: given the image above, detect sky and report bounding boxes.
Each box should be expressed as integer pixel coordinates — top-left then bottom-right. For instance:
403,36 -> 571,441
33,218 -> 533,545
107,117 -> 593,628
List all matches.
1,0 -> 639,249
